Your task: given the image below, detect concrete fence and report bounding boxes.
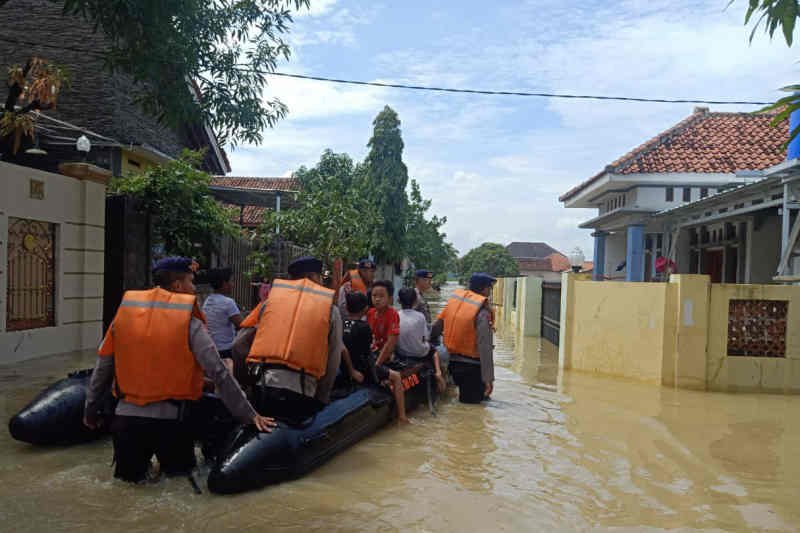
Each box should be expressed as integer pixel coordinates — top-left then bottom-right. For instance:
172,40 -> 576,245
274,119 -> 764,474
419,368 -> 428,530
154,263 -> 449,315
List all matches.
492,276 -> 542,337
558,272 -> 800,393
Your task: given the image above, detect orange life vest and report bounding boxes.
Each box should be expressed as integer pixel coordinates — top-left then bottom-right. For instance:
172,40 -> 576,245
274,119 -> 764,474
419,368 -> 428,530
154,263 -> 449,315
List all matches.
439,288 -> 487,359
246,278 -> 334,379
240,300 -> 266,328
98,288 -> 206,406
347,269 -> 368,294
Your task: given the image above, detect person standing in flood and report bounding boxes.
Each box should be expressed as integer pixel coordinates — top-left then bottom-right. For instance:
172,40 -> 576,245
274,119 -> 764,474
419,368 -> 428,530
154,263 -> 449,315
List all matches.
202,267 -> 243,373
84,257 -> 275,483
430,273 -> 496,404
236,256 -> 343,424
413,269 -> 434,325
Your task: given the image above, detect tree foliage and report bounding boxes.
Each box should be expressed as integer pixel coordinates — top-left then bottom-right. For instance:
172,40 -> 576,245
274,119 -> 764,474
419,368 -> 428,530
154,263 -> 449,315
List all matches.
405,179 -> 458,283
458,242 -> 519,283
24,0 -> 310,146
110,150 -> 238,257
1,57 -> 68,155
362,106 -> 409,264
736,0 -> 800,143
260,150 -> 381,268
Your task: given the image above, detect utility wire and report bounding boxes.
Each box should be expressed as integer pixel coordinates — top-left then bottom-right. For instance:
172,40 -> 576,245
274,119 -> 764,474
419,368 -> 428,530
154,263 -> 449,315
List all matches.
0,35 -> 775,106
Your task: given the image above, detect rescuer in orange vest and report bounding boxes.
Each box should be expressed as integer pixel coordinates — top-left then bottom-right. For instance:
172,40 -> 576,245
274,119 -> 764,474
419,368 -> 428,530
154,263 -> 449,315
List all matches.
235,256 -> 343,425
336,258 -> 376,316
84,257 -> 275,483
430,273 -> 496,404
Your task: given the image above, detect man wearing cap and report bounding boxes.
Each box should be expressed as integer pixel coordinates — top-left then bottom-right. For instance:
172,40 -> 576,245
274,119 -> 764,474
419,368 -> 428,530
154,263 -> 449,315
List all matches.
337,258 -> 376,316
413,269 -> 434,325
236,256 -> 343,424
84,257 -> 275,483
430,273 -> 496,404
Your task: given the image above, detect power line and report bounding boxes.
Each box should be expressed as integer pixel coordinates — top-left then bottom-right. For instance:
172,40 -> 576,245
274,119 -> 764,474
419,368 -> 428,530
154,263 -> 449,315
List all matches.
262,71 -> 773,105
0,35 -> 775,106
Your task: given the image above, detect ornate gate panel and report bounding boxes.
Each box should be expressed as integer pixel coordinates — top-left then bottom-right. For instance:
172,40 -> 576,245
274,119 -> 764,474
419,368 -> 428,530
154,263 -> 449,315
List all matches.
6,217 -> 56,331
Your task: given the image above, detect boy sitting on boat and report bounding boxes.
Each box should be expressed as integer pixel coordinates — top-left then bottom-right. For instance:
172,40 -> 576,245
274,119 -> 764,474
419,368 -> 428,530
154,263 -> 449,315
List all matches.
396,287 -> 446,392
366,280 -> 409,423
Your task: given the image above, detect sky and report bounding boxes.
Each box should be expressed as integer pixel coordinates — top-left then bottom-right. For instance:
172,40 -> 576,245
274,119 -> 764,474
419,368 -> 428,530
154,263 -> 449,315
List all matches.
227,0 -> 799,257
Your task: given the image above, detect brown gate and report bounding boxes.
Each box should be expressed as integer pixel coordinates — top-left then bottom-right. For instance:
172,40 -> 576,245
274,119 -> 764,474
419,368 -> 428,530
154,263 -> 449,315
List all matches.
6,217 -> 56,331
541,281 -> 561,346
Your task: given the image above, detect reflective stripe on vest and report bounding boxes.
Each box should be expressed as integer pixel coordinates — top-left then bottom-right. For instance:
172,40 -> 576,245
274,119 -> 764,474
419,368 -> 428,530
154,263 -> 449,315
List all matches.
441,288 -> 486,359
246,278 -> 334,379
103,287 -> 204,406
348,269 -> 367,294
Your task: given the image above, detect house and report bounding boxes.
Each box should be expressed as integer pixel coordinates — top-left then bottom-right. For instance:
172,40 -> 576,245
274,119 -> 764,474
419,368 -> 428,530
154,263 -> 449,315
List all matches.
0,1 -> 230,362
559,107 -> 786,282
210,176 -> 300,228
0,0 -> 230,176
506,241 -> 593,281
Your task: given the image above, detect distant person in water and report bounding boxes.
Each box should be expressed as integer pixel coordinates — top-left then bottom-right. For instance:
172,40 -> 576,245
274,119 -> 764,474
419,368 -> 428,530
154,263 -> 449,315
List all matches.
431,273 -> 496,404
413,269 -> 434,325
396,287 -> 446,392
337,258 -> 376,316
85,257 -> 274,483
202,267 -> 243,373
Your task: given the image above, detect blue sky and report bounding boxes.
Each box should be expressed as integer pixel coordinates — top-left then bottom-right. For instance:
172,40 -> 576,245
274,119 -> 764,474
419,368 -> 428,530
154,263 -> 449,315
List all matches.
227,0 -> 799,257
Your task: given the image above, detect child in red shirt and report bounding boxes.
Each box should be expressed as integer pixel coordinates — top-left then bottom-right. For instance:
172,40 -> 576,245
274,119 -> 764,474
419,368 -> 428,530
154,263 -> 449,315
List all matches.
367,280 -> 408,423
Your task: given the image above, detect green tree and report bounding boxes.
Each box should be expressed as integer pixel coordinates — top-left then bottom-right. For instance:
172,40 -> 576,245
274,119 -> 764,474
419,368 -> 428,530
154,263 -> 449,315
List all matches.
110,150 -> 238,257
736,1 -> 800,141
458,242 -> 519,283
260,150 -> 381,268
17,0 -> 310,146
362,106 -> 409,263
404,179 -> 458,284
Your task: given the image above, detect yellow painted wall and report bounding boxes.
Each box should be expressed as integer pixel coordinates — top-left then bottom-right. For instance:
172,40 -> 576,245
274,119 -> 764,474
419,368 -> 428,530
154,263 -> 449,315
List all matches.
120,149 -> 158,176
707,284 -> 800,393
566,280 -> 672,383
493,276 -> 542,338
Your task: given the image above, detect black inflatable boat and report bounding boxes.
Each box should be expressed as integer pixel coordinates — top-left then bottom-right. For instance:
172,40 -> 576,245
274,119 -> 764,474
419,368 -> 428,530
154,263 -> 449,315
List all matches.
8,369 -> 112,445
208,362 -> 436,494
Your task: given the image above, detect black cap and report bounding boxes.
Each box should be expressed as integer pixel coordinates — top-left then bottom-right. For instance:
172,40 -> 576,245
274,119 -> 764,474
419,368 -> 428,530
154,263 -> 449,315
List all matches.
288,256 -> 323,276
415,269 -> 433,279
152,256 -> 197,274
469,272 -> 497,291
358,258 -> 376,269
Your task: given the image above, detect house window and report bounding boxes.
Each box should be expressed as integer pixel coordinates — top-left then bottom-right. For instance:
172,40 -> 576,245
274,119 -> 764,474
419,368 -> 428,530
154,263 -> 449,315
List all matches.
666,187 -> 674,201
683,187 -> 691,202
6,217 -> 56,331
700,187 -> 709,198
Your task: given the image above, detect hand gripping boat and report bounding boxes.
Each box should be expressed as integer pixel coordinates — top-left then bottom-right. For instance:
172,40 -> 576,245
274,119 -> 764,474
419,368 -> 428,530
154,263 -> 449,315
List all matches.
8,369 -> 114,445
207,361 -> 437,494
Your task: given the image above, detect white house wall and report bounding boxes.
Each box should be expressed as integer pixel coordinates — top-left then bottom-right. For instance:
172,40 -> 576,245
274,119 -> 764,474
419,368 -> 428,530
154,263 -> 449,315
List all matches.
605,231 -> 627,278
0,162 -> 105,363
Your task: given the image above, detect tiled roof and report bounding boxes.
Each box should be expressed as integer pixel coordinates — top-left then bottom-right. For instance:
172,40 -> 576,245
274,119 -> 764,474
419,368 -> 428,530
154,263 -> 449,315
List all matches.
516,253 -> 594,273
559,108 -> 787,202
223,203 -> 267,228
506,241 -> 561,259
211,176 -> 300,192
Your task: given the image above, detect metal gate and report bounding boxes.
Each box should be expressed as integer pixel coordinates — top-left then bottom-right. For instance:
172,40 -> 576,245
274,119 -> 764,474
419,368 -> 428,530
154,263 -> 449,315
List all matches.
6,217 -> 56,331
541,281 -> 561,346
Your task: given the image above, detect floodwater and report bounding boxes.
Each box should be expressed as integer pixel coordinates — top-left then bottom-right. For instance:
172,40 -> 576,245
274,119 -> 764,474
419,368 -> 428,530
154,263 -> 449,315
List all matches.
1,284 -> 800,532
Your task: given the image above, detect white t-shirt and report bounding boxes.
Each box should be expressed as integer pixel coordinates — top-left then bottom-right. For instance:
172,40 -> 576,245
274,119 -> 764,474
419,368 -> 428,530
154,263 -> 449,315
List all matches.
397,308 -> 430,358
202,293 -> 240,351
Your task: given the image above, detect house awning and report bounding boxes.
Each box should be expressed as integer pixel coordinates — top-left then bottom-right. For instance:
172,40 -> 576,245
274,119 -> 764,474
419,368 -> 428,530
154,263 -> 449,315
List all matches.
578,207 -> 657,231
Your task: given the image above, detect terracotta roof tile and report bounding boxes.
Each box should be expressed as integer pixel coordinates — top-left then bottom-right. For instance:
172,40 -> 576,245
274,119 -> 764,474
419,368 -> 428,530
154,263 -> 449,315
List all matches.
560,109 -> 787,202
211,176 -> 300,192
222,203 -> 267,228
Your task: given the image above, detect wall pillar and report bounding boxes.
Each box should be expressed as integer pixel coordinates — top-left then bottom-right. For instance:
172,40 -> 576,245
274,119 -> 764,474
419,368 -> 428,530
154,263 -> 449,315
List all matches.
665,274 -> 710,390
626,224 -> 646,282
558,271 -> 591,369
592,231 -> 607,281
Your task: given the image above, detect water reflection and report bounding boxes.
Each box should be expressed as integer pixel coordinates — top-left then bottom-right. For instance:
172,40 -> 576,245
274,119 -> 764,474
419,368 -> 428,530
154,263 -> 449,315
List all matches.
1,286 -> 799,531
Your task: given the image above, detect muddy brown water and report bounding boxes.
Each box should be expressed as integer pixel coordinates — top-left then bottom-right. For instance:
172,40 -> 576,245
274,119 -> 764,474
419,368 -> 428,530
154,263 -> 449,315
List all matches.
1,283 -> 799,531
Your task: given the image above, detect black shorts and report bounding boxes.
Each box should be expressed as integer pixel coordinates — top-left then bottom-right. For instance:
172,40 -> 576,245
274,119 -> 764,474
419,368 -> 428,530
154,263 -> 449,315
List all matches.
218,349 -> 233,360
111,415 -> 196,483
448,361 -> 485,404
